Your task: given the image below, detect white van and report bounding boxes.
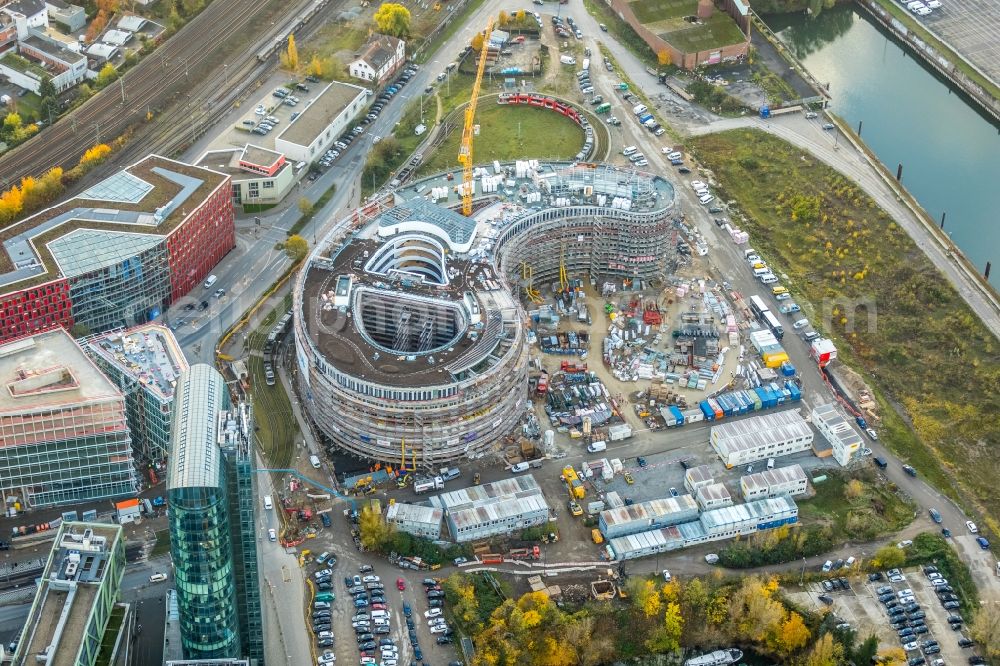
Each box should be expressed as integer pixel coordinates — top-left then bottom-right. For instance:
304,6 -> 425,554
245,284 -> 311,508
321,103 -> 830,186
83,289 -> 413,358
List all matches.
309,455 -> 321,468
752,267 -> 770,278
371,610 -> 390,619
511,462 -> 530,473
149,573 -> 167,583
698,194 -> 715,205
633,104 -> 647,115
622,146 -> 637,156
767,458 -> 775,470
203,274 -> 218,289
582,58 -> 590,71
793,318 -> 809,330
263,495 -> 273,510
760,274 -> 779,285
587,440 -> 607,453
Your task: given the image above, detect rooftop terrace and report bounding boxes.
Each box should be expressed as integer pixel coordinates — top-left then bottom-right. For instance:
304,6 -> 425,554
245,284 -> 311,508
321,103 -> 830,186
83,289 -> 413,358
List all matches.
0,155 -> 228,292
81,323 -> 188,402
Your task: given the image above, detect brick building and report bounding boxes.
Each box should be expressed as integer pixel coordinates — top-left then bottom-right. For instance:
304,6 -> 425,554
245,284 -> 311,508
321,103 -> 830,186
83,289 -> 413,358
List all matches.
0,155 -> 233,343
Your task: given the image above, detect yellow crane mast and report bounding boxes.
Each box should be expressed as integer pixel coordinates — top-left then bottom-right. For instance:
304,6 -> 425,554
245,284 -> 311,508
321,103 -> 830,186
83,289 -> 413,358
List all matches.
458,15 -> 495,217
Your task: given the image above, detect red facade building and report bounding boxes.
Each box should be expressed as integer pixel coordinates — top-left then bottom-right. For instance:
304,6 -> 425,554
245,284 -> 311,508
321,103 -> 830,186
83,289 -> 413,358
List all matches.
166,179 -> 235,301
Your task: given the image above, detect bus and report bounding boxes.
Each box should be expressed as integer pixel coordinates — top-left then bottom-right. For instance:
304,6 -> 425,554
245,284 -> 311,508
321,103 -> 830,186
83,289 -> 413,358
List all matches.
595,103 -> 611,114
749,295 -> 770,319
762,310 -> 784,339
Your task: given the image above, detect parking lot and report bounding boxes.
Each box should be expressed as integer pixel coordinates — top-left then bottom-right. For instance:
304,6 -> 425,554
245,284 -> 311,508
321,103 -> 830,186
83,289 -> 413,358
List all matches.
302,543 -> 462,665
919,0 -> 1000,84
791,565 -> 984,665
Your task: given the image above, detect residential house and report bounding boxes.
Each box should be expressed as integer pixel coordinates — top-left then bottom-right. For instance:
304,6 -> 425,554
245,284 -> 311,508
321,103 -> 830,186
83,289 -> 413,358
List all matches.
348,33 -> 405,85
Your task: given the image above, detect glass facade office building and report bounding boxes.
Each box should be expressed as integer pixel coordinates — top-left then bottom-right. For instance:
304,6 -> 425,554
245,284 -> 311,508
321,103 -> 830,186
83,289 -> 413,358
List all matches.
167,364 -> 262,664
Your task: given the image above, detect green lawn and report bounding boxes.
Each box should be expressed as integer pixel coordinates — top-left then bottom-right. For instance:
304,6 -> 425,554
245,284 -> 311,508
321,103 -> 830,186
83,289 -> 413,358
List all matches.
417,103 -> 584,175
690,129 -> 1000,531
629,0 -> 693,24
659,12 -> 747,52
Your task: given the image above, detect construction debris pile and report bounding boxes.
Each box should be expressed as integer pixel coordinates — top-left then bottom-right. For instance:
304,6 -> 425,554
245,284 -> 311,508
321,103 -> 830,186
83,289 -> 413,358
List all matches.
540,361 -> 626,436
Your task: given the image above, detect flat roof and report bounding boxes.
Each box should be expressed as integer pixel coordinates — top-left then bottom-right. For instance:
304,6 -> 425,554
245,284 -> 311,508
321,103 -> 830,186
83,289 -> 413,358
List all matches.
685,464 -> 713,484
21,34 -> 85,64
81,323 -> 188,403
600,495 -> 699,528
711,409 -> 812,455
812,403 -> 864,449
20,522 -> 122,666
696,482 -> 731,503
433,474 -> 542,510
240,144 -> 283,168
0,327 -> 122,415
0,155 -> 227,292
277,80 -> 366,147
386,502 -> 443,526
699,496 -> 797,530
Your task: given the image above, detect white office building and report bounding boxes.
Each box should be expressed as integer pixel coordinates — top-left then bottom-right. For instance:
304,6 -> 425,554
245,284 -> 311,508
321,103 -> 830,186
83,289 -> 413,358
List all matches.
599,495 -> 699,539
812,403 -> 864,466
274,81 -> 368,163
710,409 -> 813,468
696,482 -> 733,510
740,464 -> 809,500
430,475 -> 550,542
385,502 -> 443,539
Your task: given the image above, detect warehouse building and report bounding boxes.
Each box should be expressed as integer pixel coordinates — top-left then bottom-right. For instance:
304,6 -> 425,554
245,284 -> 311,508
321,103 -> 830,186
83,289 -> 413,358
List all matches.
599,495 -> 699,539
12,522 -> 125,666
0,327 -> 138,509
274,80 -> 368,163
81,323 -> 188,472
385,502 -> 443,539
684,464 -> 714,494
811,403 -> 864,466
740,464 -> 809,500
710,409 -> 813,468
606,524 -> 685,561
696,482 -> 733,511
431,475 -> 550,542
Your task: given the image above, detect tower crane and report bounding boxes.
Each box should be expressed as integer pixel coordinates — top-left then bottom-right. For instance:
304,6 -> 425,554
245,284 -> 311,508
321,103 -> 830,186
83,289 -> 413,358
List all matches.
458,15 -> 495,217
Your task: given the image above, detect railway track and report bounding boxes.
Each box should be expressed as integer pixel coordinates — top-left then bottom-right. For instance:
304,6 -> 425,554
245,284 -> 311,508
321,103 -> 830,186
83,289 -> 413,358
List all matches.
0,0 -> 298,185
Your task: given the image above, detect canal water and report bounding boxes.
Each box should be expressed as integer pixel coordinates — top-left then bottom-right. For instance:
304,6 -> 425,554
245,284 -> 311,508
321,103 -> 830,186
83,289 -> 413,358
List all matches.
764,4 -> 1000,283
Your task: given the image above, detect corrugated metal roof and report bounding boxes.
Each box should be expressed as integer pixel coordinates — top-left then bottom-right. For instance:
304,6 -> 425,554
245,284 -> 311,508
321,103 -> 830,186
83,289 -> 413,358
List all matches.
700,496 -> 797,530
696,483 -> 731,503
386,502 -> 443,527
711,409 -> 812,456
685,464 -> 713,484
449,492 -> 548,530
600,495 -> 698,527
812,403 -> 864,449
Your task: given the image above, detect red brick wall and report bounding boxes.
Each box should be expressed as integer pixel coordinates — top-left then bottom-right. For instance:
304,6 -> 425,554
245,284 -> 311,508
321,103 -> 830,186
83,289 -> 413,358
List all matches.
0,278 -> 73,344
166,178 -> 235,302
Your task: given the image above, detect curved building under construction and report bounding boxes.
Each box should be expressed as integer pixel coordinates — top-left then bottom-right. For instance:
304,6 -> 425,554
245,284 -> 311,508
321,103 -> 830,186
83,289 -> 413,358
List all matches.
293,161 -> 677,465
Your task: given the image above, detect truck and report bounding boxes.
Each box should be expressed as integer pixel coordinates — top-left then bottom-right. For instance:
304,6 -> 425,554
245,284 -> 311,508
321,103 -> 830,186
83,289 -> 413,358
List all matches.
414,479 -> 436,494
587,440 -> 607,454
309,455 -> 321,468
595,103 -> 611,114
439,467 -> 461,481
508,546 -> 541,560
591,528 -> 604,544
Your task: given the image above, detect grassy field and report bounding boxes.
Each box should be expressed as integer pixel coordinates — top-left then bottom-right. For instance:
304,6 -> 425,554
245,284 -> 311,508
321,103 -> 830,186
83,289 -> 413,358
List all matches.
416,103 -> 584,175
797,470 -> 914,541
246,295 -> 297,470
690,129 -> 1000,532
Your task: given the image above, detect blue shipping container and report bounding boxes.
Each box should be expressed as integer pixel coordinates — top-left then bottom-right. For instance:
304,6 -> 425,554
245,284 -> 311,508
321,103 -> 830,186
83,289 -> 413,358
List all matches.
699,400 -> 715,421
669,405 -> 684,425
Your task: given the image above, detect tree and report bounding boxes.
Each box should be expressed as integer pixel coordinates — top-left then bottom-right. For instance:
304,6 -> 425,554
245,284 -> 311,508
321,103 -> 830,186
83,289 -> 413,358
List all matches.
657,49 -> 672,66
284,234 -> 309,262
470,31 -> 485,52
80,143 -> 112,166
970,604 -> 1000,659
309,54 -> 324,78
873,646 -> 906,665
297,196 -> 313,216
358,504 -> 393,551
95,63 -> 118,88
374,3 -> 410,37
646,601 -> 683,653
871,544 -> 905,569
800,632 -> 844,666
774,611 -> 811,657
626,577 -> 661,618
38,76 -> 58,119
443,574 -> 482,630
515,9 -> 526,23
281,34 -> 299,71
498,10 -> 509,26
